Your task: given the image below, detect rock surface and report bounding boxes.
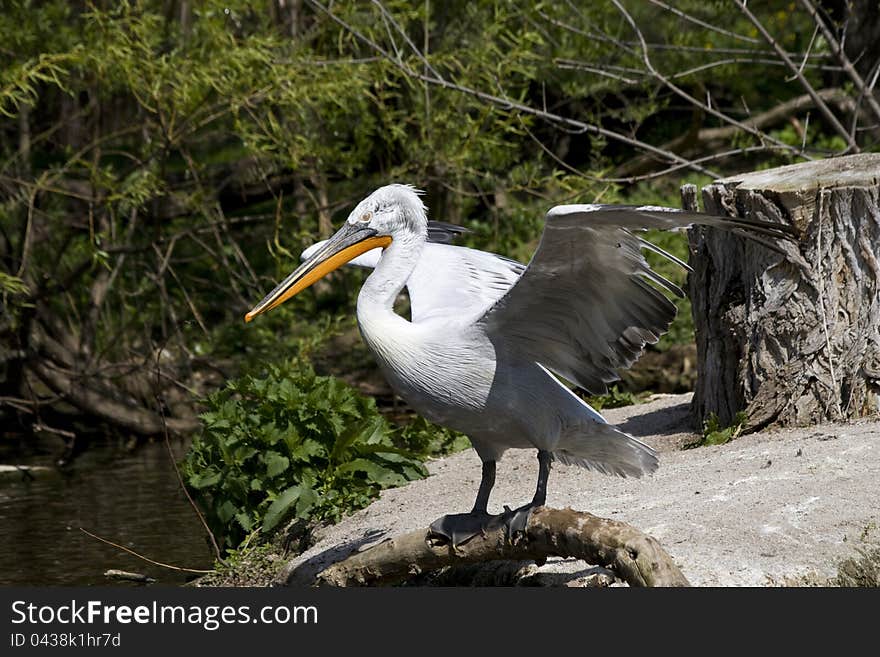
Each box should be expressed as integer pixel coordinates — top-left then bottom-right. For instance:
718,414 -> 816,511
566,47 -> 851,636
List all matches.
284,394 -> 880,586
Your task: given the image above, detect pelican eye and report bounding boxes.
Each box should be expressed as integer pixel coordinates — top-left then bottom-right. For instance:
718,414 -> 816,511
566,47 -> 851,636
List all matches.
359,211 -> 372,222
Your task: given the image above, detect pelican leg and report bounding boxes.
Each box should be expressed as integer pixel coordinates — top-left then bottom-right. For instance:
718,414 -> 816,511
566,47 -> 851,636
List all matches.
428,452 -> 553,547
501,449 -> 552,538
471,460 -> 496,513
531,449 -> 551,507
428,460 -> 496,546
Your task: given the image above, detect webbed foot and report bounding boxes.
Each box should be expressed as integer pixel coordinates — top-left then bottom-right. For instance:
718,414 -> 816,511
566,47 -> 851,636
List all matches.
428,511 -> 495,547
499,502 -> 540,540
428,504 -> 542,548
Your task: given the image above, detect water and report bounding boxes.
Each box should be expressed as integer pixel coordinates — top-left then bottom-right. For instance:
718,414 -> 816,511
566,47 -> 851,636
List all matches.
0,437 -> 215,586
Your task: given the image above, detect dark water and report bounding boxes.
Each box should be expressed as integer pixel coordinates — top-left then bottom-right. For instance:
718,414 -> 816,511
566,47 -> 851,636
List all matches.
0,437 -> 215,586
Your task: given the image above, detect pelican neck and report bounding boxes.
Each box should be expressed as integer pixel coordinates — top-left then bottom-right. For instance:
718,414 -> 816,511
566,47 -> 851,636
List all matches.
357,232 -> 425,313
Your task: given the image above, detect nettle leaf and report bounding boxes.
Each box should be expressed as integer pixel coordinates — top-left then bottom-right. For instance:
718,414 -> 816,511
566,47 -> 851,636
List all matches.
359,445 -> 415,460
262,485 -> 302,532
331,416 -> 387,461
235,511 -> 255,532
334,392 -> 360,417
290,438 -> 325,462
401,464 -> 428,480
189,468 -> 222,489
281,419 -> 302,446
261,421 -> 284,446
360,416 -> 390,446
336,458 -> 406,487
295,486 -> 318,518
234,446 -> 258,462
325,411 -> 345,436
263,451 -> 290,478
216,500 -> 237,525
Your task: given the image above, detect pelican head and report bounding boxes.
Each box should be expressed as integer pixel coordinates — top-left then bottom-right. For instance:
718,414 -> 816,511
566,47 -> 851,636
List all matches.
349,183 -> 427,237
244,184 -> 426,322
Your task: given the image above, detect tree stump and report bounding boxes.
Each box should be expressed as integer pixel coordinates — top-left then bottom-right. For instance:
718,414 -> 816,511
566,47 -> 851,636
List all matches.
683,153 -> 880,429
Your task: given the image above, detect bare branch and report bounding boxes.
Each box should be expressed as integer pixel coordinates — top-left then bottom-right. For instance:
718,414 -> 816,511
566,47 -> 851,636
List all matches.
734,0 -> 858,152
307,0 -> 719,177
29,357 -> 199,436
647,0 -> 760,44
610,0 -> 810,159
616,88 -> 854,178
798,0 -> 880,126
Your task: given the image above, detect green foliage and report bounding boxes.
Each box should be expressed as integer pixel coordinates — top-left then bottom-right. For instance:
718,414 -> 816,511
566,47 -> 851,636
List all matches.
699,411 -> 749,447
586,385 -> 645,410
200,543 -> 284,587
0,272 -> 29,296
398,416 -> 472,457
183,361 -> 430,549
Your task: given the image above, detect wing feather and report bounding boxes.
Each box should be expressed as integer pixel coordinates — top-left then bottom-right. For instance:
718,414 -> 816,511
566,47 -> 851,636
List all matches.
406,244 -> 523,322
476,204 -> 795,394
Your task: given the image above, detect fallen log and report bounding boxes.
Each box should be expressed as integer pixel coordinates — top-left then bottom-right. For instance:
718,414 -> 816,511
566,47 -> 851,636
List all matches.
281,507 -> 690,587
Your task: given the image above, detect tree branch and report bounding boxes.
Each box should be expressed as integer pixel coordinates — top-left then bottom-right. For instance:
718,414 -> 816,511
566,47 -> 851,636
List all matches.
616,88 -> 854,178
282,507 -> 690,587
797,0 -> 880,126
307,0 -> 719,177
28,357 -> 199,436
734,0 -> 859,152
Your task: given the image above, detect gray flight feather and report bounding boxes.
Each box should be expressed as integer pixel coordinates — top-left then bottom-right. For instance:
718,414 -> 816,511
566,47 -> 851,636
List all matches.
477,204 -> 796,395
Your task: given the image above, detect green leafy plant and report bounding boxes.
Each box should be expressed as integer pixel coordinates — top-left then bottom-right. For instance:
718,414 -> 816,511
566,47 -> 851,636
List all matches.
0,272 -> 29,296
398,416 -> 471,457
183,361 -> 430,549
586,385 -> 645,410
700,411 -> 749,446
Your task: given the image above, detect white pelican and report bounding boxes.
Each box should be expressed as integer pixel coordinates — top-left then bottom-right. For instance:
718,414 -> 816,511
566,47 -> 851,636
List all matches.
245,184 -> 793,542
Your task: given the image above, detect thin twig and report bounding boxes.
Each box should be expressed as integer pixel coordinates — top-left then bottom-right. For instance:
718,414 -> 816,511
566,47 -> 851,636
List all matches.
734,0 -> 857,152
307,0 -> 718,177
792,23 -> 820,79
610,0 -> 808,159
647,0 -> 761,43
79,528 -> 215,574
798,0 -> 880,126
154,348 -> 222,561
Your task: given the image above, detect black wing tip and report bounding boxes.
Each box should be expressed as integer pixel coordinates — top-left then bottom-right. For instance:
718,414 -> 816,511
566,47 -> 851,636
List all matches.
427,220 -> 470,244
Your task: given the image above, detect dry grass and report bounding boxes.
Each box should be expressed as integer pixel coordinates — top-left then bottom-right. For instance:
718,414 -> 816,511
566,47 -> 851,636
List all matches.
833,546 -> 880,587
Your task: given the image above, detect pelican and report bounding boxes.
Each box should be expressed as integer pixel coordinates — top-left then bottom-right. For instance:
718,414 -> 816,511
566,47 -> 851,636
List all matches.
245,184 -> 793,542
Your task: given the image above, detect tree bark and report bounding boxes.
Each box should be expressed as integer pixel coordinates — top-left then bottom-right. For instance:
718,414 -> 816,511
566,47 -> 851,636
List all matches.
684,153 -> 880,430
280,507 -> 690,587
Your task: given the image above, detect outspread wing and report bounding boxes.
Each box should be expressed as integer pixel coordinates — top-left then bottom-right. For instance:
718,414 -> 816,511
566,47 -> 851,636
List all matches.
476,204 -> 795,395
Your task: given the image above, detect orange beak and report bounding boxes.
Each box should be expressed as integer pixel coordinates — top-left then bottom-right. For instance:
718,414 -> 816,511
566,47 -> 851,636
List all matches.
245,223 -> 391,322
